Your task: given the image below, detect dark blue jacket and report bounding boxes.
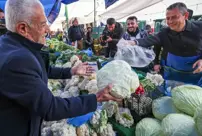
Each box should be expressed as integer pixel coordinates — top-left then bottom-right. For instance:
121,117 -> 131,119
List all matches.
0,32 -> 97,136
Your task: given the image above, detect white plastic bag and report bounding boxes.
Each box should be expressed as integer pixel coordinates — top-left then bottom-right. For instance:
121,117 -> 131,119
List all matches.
114,38 -> 155,67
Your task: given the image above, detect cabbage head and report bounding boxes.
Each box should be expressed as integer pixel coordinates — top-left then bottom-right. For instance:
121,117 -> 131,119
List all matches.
194,104 -> 202,135
135,118 -> 161,136
161,113 -> 199,136
152,96 -> 179,120
97,60 -> 139,99
172,85 -> 202,116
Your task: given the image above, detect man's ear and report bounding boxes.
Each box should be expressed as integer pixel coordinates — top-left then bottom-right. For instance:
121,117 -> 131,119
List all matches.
184,11 -> 189,20
15,22 -> 29,36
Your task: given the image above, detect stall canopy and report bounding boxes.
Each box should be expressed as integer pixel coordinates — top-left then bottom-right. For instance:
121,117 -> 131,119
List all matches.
0,0 -> 78,23
118,0 -> 202,21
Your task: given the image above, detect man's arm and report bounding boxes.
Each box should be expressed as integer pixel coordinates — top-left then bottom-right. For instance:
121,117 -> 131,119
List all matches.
48,67 -> 72,79
0,55 -> 97,121
136,32 -> 162,48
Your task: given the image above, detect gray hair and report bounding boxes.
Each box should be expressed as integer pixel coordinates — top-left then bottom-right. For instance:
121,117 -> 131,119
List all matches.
167,2 -> 188,15
5,0 -> 44,32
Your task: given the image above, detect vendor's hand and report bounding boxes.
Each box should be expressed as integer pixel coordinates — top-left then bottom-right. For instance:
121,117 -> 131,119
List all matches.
193,59 -> 202,74
127,40 -> 136,46
96,84 -> 122,102
106,36 -> 113,42
71,62 -> 95,76
154,64 -> 161,73
71,42 -> 75,46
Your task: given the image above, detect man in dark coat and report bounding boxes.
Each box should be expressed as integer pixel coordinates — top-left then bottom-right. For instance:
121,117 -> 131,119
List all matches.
0,0 -> 120,136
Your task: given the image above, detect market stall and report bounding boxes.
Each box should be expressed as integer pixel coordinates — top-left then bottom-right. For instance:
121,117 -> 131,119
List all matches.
40,38 -> 202,136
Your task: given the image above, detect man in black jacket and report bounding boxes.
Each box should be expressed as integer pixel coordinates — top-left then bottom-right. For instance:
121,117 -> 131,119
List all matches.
0,0 -> 120,136
68,18 -> 85,50
100,18 -> 124,58
128,2 -> 202,86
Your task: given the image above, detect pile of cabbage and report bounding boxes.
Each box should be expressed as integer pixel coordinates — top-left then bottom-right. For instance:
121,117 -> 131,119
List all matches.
136,85 -> 202,136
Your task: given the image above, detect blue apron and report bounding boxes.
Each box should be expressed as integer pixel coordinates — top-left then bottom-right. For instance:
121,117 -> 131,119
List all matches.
163,53 -> 202,86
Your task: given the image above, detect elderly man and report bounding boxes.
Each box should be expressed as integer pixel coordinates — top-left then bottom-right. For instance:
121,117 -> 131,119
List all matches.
0,0 -> 120,136
129,2 -> 202,86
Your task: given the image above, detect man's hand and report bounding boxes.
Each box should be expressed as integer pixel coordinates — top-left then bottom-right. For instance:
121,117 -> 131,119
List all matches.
193,59 -> 202,74
127,40 -> 136,46
71,42 -> 75,46
106,36 -> 113,42
99,35 -> 104,43
71,62 -> 95,76
154,64 -> 161,73
96,84 -> 122,102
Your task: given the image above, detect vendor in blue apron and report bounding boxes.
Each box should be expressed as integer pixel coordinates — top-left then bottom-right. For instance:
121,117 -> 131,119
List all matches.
127,2 -> 202,86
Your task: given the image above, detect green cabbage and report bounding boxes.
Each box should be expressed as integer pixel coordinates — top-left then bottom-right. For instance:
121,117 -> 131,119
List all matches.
161,113 -> 199,136
194,104 -> 202,135
152,96 -> 179,120
172,85 -> 202,116
97,60 -> 139,99
135,118 -> 162,136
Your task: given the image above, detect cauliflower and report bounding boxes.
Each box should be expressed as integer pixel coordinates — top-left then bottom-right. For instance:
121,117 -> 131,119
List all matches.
146,73 -> 164,86
102,101 -> 118,117
99,124 -> 115,136
85,79 -> 98,94
76,124 -> 90,136
115,108 -> 134,128
73,60 -> 82,67
90,109 -> 108,133
60,86 -> 79,98
97,60 -> 139,99
63,62 -> 72,68
70,55 -> 80,65
41,127 -> 52,136
51,122 -> 77,136
78,78 -> 90,90
64,76 -> 80,90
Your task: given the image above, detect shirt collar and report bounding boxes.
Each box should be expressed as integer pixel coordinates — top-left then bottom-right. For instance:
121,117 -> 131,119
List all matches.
184,20 -> 192,31
6,31 -> 44,51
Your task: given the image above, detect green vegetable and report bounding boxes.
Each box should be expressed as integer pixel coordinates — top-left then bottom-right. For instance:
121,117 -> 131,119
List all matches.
172,85 -> 202,116
121,113 -> 132,121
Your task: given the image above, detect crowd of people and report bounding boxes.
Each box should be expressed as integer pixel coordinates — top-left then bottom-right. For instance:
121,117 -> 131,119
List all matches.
0,0 -> 202,136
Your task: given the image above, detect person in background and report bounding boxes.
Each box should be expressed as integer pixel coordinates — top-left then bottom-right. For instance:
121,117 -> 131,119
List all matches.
100,18 -> 124,58
0,0 -> 121,135
68,18 -> 85,50
0,8 -> 4,19
123,16 -> 148,40
145,24 -> 153,35
85,26 -> 94,52
0,8 -> 6,36
122,16 -> 152,72
128,2 -> 202,86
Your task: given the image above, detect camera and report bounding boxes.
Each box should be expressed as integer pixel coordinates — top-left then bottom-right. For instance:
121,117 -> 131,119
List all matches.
102,30 -> 110,41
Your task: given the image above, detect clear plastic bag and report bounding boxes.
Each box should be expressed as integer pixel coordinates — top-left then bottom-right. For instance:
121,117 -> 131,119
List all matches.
114,38 -> 155,67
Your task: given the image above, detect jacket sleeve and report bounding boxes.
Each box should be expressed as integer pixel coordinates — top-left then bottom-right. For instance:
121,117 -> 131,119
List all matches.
48,66 -> 72,79
0,55 -> 97,121
136,32 -> 162,48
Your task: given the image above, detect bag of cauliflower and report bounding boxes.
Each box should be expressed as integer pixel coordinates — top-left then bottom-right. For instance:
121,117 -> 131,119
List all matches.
97,60 -> 139,99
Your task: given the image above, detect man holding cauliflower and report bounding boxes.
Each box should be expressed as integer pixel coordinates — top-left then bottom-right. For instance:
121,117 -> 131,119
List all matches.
0,0 -> 120,136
